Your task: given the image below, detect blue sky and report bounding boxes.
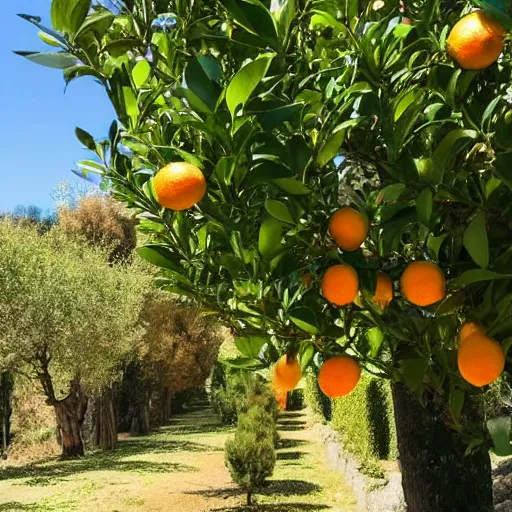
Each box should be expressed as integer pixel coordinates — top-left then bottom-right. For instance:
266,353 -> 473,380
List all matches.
0,0 -> 115,213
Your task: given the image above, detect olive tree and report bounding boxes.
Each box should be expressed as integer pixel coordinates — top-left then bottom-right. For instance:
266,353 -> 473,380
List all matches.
0,221 -> 149,457
17,0 -> 512,508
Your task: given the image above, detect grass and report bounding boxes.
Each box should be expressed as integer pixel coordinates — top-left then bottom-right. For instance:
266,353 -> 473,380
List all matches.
0,406 -> 356,512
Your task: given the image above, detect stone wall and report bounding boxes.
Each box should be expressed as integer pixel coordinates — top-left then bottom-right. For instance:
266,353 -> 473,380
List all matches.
313,423 -> 406,512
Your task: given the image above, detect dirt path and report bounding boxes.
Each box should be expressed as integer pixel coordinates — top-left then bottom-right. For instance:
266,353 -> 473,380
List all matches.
0,406 -> 356,512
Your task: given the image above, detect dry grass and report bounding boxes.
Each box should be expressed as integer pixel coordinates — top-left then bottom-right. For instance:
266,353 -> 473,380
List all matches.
5,376 -> 59,463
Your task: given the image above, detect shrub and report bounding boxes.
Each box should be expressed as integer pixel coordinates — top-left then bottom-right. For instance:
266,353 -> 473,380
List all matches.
225,374 -> 277,506
331,374 -> 396,462
303,368 -> 331,422
286,389 -> 304,411
225,432 -> 276,506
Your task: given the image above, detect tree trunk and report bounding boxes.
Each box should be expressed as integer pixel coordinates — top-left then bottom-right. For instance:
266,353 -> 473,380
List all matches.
53,379 -> 88,458
247,490 -> 252,506
0,372 -> 13,458
150,386 -> 172,427
391,382 -> 494,512
86,387 -> 117,450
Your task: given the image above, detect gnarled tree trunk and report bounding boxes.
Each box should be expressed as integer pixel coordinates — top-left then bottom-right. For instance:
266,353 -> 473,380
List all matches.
36,352 -> 87,458
53,379 -> 88,458
392,382 -> 493,512
84,387 -> 118,450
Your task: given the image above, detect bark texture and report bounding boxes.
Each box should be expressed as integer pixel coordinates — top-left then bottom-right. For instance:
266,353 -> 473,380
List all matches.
392,382 -> 493,512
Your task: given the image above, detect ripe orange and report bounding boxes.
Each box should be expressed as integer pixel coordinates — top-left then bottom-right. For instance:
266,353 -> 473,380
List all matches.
272,355 -> 301,391
273,386 -> 288,411
458,331 -> 505,386
329,207 -> 369,251
318,356 -> 361,398
459,322 -> 485,345
447,10 -> 506,70
321,264 -> 359,306
400,261 -> 445,307
372,271 -> 394,308
153,162 -> 207,210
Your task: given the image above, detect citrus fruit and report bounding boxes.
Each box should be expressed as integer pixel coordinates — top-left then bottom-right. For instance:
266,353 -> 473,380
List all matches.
447,10 -> 506,70
153,162 -> 207,210
273,386 -> 288,411
272,355 -> 301,391
372,271 -> 394,308
329,207 -> 369,251
321,264 -> 359,306
318,356 -> 361,398
400,261 -> 445,307
458,331 -> 505,386
459,322 -> 485,345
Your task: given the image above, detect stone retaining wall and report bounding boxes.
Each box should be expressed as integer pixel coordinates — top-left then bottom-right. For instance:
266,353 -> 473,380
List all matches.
313,423 -> 406,512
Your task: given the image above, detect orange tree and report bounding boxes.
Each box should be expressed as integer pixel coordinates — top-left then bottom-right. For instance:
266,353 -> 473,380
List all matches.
18,0 -> 512,509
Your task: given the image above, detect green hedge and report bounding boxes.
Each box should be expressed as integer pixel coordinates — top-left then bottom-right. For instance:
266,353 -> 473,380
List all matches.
331,374 -> 397,461
303,368 -> 331,421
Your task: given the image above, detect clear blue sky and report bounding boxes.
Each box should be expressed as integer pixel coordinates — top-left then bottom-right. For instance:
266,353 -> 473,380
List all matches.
0,0 -> 116,213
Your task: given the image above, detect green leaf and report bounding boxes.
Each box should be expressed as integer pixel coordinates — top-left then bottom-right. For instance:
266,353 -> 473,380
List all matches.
265,199 -> 294,224
494,152 -> 512,191
487,417 -> 512,457
481,95 -> 502,132
463,211 -> 489,269
432,129 -> 478,182
51,0 -> 91,35
74,10 -> 114,40
450,388 -> 465,421
270,0 -> 296,40
197,54 -> 222,82
226,54 -> 274,118
367,327 -> 384,358
316,130 -> 345,168
75,127 -> 96,151
379,183 -> 406,203
235,335 -> 268,358
137,245 -> 182,272
299,344 -> 315,370
272,178 -> 311,195
255,103 -> 302,131
427,234 -> 448,259
289,307 -> 318,335
452,269 -> 512,287
17,13 -> 68,45
475,0 -> 512,31
132,60 -> 151,89
416,187 -> 433,226
310,10 -> 348,35
221,0 -> 279,48
185,57 -> 222,112
13,51 -> 77,69
258,217 -> 282,259
123,87 -> 140,128
401,358 -> 427,392
38,31 -> 63,47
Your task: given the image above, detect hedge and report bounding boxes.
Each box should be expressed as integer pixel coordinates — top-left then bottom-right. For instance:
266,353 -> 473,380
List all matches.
331,374 -> 397,461
303,368 -> 332,421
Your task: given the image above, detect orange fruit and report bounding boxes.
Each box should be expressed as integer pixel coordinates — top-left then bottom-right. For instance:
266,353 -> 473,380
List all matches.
273,385 -> 288,410
400,261 -> 445,307
329,207 -> 369,251
318,356 -> 361,398
458,331 -> 505,387
272,355 -> 301,391
321,264 -> 359,306
447,11 -> 506,70
153,162 -> 207,210
372,271 -> 393,308
459,322 -> 485,345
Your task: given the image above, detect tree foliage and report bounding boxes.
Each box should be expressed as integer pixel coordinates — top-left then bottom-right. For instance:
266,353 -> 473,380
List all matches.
18,0 -> 512,452
0,220 -> 149,397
